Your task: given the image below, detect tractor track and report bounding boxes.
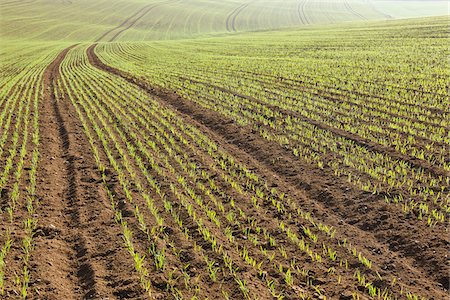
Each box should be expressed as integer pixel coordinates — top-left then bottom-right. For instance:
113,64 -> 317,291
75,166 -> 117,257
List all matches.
225,2 -> 250,32
176,76 -> 449,179
94,4 -> 152,42
95,0 -> 178,43
107,4 -> 157,42
297,0 -> 310,25
343,0 -> 368,20
86,43 -> 450,296
29,45 -> 146,299
94,3 -> 154,42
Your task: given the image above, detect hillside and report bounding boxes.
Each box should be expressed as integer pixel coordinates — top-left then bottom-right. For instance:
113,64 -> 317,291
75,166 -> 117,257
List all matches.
0,0 -> 447,41
0,1 -> 448,299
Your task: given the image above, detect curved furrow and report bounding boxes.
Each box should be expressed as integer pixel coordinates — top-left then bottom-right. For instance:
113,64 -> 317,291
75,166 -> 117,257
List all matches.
94,3 -> 153,42
177,77 -> 449,180
107,4 -> 157,42
343,0 -> 368,20
87,43 -> 450,298
226,2 -> 249,32
231,3 -> 249,32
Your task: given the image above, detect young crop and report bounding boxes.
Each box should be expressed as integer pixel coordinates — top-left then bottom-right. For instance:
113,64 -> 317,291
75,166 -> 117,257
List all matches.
12,27 -> 443,300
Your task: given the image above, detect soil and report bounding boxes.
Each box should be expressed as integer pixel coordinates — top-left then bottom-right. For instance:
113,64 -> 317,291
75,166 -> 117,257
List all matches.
27,45 -> 146,299
3,43 -> 447,299
86,44 -> 449,299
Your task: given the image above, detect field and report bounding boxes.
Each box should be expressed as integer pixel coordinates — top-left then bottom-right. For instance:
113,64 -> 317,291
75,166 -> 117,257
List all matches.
0,0 -> 448,299
0,0 -> 447,41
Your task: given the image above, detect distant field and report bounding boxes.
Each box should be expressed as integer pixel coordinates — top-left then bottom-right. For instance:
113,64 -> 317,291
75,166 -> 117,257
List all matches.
0,1 -> 448,299
0,0 -> 447,41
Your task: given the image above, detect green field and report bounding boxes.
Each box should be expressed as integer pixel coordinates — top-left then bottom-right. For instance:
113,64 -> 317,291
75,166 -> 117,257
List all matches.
0,1 -> 449,299
0,0 -> 447,41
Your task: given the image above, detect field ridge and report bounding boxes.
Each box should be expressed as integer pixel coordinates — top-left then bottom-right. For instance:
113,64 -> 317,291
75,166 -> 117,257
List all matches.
86,43 -> 449,297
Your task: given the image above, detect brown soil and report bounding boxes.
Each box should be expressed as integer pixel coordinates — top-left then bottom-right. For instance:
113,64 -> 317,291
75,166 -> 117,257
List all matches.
86,43 -> 449,298
4,42 -> 446,299
28,45 -> 146,299
178,76 -> 447,179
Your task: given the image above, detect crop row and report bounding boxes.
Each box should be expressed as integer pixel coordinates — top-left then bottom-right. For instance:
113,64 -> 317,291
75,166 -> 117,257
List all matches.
51,44 -> 432,299
95,22 -> 449,226
0,44 -> 62,297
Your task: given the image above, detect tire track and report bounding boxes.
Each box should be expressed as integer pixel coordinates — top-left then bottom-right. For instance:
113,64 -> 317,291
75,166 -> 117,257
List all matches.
30,45 -> 146,299
231,3 -> 249,32
225,2 -> 249,32
95,3 -> 154,42
297,0 -> 310,25
177,76 -> 449,179
47,46 -> 98,299
237,70 -> 446,130
96,0 -> 178,43
107,4 -> 158,42
86,44 -> 450,296
30,44 -> 94,299
74,58 -> 265,299
365,0 -> 393,19
242,70 -> 447,113
343,0 -> 368,20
